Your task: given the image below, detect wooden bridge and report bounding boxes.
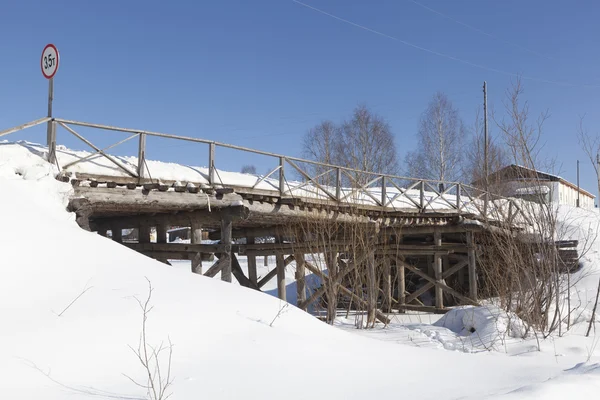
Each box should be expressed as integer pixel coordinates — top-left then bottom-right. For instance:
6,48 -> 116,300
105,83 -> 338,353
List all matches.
1,117 -> 534,324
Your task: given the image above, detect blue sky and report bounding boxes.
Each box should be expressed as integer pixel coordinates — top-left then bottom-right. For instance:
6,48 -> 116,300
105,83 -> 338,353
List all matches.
2,0 -> 600,194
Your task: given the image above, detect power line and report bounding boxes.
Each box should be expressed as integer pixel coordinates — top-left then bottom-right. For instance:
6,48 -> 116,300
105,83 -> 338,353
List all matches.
407,0 -> 554,61
291,0 -> 599,88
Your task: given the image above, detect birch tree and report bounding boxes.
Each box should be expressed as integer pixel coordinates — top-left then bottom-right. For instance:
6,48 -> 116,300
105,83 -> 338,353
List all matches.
338,105 -> 399,185
405,92 -> 465,184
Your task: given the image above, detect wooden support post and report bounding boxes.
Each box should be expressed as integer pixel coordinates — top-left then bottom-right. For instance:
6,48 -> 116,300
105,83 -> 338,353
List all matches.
434,230 -> 443,309
295,252 -> 306,311
467,231 -> 478,301
382,257 -> 391,313
366,250 -> 377,326
276,253 -> 286,301
97,228 -> 107,237
381,176 -> 387,207
398,260 -> 406,308
156,224 -> 168,244
111,227 -> 122,243
264,255 -> 268,267
419,181 -> 425,211
191,220 -> 203,274
336,167 -> 342,202
139,224 -> 151,244
220,216 -> 232,282
247,236 -> 258,286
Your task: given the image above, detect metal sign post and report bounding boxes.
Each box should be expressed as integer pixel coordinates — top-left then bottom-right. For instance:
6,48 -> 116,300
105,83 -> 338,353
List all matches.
41,44 -> 59,164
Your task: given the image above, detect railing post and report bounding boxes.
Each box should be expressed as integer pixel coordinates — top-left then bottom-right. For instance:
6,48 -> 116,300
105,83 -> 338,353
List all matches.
419,181 -> 425,211
336,167 -> 342,202
208,142 -> 215,186
279,156 -> 285,196
137,133 -> 146,179
381,175 -> 387,207
456,184 -> 461,210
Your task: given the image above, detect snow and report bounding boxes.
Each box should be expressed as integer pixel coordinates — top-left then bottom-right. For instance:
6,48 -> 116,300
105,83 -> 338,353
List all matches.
3,141 -> 519,221
2,141 -> 600,399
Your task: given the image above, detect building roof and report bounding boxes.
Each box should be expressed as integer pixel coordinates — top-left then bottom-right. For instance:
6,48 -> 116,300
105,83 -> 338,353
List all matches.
478,164 -> 596,199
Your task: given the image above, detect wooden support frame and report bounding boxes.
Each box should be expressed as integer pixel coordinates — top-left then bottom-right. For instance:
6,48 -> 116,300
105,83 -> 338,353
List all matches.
276,253 -> 286,300
433,230 -> 443,309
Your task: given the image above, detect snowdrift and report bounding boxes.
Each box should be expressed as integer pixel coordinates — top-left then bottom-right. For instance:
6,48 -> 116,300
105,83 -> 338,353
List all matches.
0,142 -> 599,399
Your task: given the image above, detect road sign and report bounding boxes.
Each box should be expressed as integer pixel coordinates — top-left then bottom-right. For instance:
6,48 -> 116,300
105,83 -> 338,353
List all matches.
41,44 -> 59,79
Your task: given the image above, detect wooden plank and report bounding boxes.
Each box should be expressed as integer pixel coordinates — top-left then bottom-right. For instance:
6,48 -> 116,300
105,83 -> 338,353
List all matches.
139,251 -> 213,261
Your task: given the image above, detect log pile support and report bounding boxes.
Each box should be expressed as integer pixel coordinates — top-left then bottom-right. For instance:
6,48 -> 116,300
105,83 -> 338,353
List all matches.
433,230 -> 443,310
191,221 -> 203,274
247,236 -> 258,286
467,231 -> 478,301
295,252 -> 307,311
221,216 -> 232,282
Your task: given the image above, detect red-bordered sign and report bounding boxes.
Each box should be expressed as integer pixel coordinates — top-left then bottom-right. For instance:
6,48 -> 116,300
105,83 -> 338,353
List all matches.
41,44 -> 59,79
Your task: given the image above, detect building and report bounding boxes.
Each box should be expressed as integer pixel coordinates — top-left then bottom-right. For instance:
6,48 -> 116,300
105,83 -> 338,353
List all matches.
479,164 -> 595,209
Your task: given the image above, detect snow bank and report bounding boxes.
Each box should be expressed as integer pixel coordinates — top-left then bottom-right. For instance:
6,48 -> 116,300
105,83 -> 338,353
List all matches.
1,141 -> 598,399
433,306 -> 526,352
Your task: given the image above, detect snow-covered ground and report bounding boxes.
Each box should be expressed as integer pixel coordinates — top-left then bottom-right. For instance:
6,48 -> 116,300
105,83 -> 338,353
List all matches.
2,142 -> 600,399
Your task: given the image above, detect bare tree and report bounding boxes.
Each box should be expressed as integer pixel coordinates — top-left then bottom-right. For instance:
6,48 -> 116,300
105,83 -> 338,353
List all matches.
241,165 -> 257,175
405,92 -> 466,183
465,108 -> 509,186
577,117 -> 600,336
301,106 -> 399,187
338,105 -> 399,185
302,120 -> 340,186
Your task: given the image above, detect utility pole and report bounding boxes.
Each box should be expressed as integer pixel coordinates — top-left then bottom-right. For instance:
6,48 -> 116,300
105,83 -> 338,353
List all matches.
483,81 -> 489,191
577,160 -> 580,208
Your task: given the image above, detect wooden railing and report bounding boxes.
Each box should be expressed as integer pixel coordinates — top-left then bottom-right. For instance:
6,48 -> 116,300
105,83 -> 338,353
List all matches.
0,117 -> 531,225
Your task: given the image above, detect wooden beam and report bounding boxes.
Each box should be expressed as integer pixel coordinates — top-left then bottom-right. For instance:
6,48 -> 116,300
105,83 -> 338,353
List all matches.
221,216 -> 233,283
258,267 -> 278,289
231,253 -> 259,290
204,258 -> 227,278
467,231 -> 478,301
156,224 -> 168,244
295,252 -> 307,311
139,251 -> 213,261
301,260 -> 390,324
434,230 -> 443,309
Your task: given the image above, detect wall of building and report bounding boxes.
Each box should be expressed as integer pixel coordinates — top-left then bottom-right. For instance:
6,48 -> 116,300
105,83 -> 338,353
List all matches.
558,182 -> 595,209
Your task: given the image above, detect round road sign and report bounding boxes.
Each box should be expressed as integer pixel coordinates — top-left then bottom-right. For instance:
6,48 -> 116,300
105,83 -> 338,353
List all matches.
41,44 -> 59,79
